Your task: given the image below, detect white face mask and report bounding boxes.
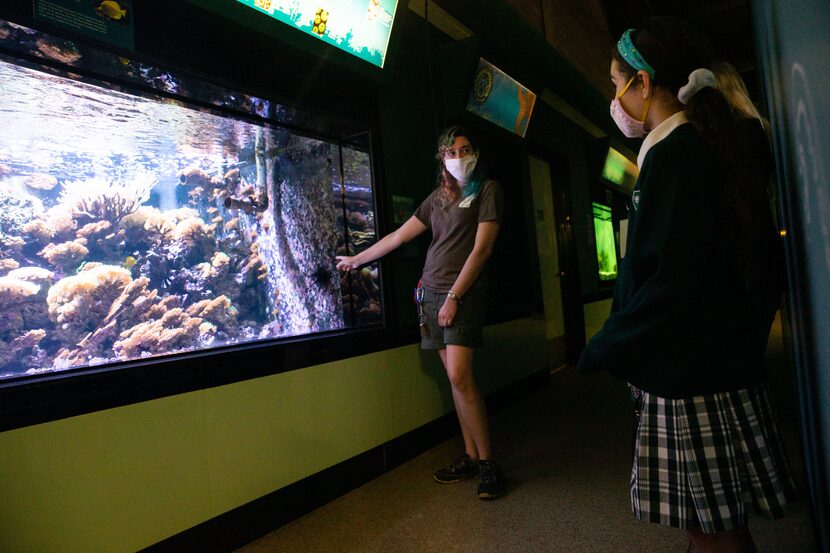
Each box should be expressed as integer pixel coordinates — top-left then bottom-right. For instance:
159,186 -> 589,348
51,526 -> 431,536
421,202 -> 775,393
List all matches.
444,155 -> 477,182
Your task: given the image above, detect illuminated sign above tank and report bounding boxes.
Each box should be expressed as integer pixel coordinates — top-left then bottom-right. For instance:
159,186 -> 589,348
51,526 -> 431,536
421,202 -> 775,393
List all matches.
235,0 -> 398,68
601,147 -> 638,192
466,58 -> 536,137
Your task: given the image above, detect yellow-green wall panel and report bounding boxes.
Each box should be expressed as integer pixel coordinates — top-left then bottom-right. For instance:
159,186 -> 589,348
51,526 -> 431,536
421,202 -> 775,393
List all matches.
0,393 -> 211,553
0,318 -> 545,553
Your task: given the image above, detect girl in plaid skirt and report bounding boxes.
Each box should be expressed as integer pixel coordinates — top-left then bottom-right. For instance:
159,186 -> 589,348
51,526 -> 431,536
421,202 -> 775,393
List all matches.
578,16 -> 795,553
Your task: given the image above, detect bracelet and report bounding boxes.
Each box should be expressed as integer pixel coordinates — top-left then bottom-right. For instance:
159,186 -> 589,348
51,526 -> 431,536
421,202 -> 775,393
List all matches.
447,290 -> 462,303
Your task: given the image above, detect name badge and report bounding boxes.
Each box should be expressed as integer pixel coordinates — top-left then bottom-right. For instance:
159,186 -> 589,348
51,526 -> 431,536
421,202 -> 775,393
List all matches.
458,194 -> 477,208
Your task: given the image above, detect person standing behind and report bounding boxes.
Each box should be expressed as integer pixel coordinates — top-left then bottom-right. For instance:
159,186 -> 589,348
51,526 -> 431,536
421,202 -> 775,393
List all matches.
712,61 -> 770,134
578,17 -> 794,553
336,125 -> 505,499
713,61 -> 778,225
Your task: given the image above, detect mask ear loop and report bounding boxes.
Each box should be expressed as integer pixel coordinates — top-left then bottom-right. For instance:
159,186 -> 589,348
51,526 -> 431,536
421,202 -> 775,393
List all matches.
640,94 -> 652,124
617,74 -> 652,124
617,75 -> 636,99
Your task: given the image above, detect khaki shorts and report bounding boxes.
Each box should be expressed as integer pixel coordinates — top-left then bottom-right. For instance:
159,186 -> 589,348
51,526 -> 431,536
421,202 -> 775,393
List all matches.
419,281 -> 488,349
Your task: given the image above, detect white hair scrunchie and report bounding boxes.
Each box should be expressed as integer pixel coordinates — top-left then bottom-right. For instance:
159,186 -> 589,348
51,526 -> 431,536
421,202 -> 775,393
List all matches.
677,68 -> 717,104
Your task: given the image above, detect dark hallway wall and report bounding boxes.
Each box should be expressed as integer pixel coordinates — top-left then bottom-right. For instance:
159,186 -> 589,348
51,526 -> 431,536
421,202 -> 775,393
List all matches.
753,1 -> 830,550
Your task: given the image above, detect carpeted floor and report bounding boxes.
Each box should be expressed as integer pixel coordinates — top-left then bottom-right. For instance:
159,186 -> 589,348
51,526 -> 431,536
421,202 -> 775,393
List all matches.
235,318 -> 818,553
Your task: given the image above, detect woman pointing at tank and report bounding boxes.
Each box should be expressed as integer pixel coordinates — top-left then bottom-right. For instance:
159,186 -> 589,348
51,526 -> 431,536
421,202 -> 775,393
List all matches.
336,125 -> 505,499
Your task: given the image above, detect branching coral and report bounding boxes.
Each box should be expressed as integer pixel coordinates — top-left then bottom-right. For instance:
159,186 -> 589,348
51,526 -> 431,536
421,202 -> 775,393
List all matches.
60,171 -> 156,224
145,295 -> 183,320
119,206 -> 159,231
113,307 -> 205,359
0,276 -> 40,309
0,258 -> 20,274
46,264 -> 132,345
39,240 -> 89,271
170,216 -> 215,264
0,276 -> 42,337
186,295 -> 237,332
77,220 -> 112,239
103,276 -> 156,326
42,206 -> 76,240
22,219 -> 54,244
120,206 -> 172,245
1,235 -> 25,252
172,217 -> 211,242
7,266 -> 55,289
76,220 -> 126,259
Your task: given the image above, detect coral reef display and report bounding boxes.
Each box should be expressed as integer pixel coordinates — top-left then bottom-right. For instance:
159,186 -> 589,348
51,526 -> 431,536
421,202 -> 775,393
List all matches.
0,20 -> 380,378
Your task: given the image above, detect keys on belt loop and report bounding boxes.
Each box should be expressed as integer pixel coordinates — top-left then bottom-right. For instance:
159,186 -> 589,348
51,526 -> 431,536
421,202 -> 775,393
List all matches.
416,286 -> 429,337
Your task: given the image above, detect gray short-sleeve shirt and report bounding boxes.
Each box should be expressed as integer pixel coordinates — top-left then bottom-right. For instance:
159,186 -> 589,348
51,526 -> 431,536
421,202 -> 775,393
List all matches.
413,179 -> 503,290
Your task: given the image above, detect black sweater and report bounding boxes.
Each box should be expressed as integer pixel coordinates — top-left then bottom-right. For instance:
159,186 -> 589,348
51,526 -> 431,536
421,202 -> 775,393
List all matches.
577,122 -> 783,398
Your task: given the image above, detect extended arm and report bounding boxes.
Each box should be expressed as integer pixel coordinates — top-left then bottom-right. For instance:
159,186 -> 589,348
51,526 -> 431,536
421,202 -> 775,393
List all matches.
336,215 -> 428,271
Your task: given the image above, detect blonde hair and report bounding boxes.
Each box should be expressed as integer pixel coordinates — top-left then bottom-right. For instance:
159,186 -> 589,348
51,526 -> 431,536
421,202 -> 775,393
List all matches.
712,62 -> 768,127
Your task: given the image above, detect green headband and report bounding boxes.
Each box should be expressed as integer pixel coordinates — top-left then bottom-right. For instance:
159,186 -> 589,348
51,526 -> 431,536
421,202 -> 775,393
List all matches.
617,29 -> 655,78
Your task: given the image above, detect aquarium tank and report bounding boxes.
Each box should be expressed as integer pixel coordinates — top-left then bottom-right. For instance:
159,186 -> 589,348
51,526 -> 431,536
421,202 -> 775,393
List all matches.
592,202 -> 617,281
0,19 -> 380,380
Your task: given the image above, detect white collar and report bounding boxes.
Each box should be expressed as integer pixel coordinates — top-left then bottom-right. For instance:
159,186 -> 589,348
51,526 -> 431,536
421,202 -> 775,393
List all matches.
637,110 -> 689,168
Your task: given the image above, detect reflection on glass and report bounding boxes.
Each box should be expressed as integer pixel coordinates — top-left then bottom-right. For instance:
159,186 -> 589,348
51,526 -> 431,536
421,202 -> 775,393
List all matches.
592,202 -> 617,281
0,20 -> 379,379
335,146 -> 380,326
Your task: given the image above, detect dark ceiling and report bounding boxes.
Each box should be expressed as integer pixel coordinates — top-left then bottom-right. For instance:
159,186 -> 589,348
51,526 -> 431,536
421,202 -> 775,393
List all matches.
600,0 -> 761,101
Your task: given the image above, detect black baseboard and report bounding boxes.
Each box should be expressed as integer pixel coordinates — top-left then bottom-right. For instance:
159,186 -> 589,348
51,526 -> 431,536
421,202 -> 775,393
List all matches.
140,368 -> 550,553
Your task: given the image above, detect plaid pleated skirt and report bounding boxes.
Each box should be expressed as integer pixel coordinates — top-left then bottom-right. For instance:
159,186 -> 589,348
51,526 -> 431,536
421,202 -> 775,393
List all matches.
630,385 -> 795,533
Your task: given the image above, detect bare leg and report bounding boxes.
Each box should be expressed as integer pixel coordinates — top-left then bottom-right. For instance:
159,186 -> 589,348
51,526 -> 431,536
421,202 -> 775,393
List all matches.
439,345 -> 492,460
687,527 -> 758,553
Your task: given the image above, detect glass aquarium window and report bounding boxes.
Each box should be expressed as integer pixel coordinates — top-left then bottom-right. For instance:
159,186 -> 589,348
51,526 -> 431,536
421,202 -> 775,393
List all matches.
0,20 -> 380,380
592,202 -> 617,281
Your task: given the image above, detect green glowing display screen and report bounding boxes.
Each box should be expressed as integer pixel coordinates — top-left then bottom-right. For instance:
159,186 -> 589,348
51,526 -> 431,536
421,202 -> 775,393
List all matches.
235,0 -> 398,68
601,147 -> 638,192
592,202 -> 618,281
